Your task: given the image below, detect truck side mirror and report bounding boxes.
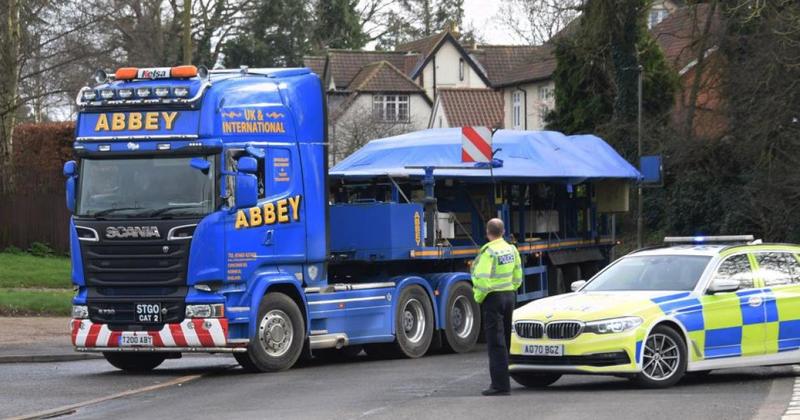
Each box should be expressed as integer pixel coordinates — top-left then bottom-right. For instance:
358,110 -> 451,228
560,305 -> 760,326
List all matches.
234,156 -> 258,209
63,160 -> 77,213
190,157 -> 210,172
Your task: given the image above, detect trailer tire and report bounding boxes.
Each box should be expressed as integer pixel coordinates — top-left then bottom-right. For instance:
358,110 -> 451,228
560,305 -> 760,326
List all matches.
236,292 -> 305,373
103,352 -> 167,372
442,282 -> 481,353
391,285 -> 434,358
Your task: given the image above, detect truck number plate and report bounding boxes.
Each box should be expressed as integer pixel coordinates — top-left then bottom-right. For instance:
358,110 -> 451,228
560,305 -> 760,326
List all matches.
119,333 -> 153,347
135,303 -> 162,323
522,344 -> 564,356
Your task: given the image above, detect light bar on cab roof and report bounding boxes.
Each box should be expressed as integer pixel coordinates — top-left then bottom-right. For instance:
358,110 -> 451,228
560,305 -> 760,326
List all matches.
114,65 -> 198,80
664,235 -> 755,244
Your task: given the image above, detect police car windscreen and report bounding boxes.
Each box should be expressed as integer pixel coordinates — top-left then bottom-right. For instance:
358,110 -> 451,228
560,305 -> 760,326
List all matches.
76,156 -> 214,218
582,255 -> 711,291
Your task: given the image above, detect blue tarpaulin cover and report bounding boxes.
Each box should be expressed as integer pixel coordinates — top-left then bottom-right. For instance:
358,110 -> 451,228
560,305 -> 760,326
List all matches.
330,128 -> 642,183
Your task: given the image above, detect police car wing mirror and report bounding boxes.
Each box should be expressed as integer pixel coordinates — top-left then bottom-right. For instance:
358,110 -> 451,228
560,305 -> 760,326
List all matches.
189,157 -> 210,173
63,161 -> 77,213
570,280 -> 587,292
237,156 -> 258,174
707,278 -> 739,294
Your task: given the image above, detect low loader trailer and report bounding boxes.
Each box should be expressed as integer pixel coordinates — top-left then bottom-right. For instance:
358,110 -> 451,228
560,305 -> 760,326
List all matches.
64,65 -> 640,372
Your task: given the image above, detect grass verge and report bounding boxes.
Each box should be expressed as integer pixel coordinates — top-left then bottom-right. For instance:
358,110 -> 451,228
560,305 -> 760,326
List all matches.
0,289 -> 73,316
0,253 -> 71,288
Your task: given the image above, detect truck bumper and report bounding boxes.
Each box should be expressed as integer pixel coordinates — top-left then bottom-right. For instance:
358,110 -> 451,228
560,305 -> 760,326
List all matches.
71,318 -> 246,353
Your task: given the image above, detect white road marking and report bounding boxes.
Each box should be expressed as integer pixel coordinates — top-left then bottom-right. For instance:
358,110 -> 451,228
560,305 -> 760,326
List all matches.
782,366 -> 800,419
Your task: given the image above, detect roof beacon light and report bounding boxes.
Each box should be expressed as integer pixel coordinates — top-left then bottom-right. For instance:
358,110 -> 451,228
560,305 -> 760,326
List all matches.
115,67 -> 138,80
664,235 -> 755,244
171,65 -> 198,78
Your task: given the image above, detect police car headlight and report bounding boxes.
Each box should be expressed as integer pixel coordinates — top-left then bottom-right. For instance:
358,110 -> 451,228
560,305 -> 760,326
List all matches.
72,305 -> 89,319
585,316 -> 642,334
185,304 -> 224,318
173,86 -> 189,97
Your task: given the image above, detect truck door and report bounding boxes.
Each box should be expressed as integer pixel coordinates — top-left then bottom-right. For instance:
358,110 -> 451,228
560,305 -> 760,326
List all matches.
223,145 -> 306,283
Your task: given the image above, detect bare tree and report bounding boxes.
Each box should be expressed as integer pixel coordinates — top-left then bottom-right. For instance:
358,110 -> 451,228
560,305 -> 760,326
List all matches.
496,0 -> 583,45
330,100 -> 409,165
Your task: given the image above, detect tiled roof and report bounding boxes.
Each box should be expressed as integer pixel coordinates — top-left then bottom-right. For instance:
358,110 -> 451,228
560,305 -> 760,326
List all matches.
347,61 -> 423,93
652,3 -> 721,72
438,88 -> 504,128
396,31 -> 449,57
303,55 -> 326,77
471,45 -> 555,86
325,50 -> 419,89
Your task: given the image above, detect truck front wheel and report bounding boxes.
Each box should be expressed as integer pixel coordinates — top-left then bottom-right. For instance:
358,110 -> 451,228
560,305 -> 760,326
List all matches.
235,292 -> 305,372
103,352 -> 166,372
443,282 -> 481,353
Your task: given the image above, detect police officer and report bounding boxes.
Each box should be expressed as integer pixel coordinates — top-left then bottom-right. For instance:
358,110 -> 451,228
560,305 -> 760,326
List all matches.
472,218 -> 523,396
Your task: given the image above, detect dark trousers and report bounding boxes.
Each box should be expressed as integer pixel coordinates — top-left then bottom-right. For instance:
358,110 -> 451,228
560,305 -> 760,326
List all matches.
483,291 -> 515,391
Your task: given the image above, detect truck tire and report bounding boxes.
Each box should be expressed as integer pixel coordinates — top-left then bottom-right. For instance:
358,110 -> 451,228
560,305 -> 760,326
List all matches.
235,292 -> 305,373
511,373 -> 561,388
103,352 -> 167,372
442,282 -> 481,353
391,285 -> 434,358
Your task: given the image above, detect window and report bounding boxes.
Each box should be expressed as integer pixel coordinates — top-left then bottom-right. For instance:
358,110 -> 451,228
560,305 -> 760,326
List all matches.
582,255 -> 711,291
755,252 -> 800,286
648,9 -> 669,28
459,58 -> 465,81
712,254 -> 755,290
373,94 -> 410,123
538,86 -> 553,102
538,104 -> 549,127
512,91 -> 522,129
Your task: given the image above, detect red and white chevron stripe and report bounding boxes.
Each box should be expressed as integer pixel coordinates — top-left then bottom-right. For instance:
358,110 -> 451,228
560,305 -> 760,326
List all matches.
461,126 -> 493,163
71,318 -> 228,348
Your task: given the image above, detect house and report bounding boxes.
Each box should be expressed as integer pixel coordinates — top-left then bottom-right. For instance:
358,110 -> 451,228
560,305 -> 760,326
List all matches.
305,0 -> 691,164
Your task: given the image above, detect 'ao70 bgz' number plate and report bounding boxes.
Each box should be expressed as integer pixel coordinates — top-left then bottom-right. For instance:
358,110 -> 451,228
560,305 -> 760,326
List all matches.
521,344 -> 564,356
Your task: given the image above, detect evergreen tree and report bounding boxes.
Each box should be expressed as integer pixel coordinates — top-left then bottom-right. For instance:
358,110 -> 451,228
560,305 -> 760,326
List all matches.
434,0 -> 464,32
312,0 -> 368,51
222,0 -> 310,67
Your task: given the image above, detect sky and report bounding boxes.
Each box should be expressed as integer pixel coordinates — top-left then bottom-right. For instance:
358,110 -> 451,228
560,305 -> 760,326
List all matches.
463,0 -> 523,45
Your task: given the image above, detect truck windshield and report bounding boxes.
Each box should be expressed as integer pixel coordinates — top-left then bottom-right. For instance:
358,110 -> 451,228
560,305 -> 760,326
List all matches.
582,255 -> 712,291
76,156 -> 214,219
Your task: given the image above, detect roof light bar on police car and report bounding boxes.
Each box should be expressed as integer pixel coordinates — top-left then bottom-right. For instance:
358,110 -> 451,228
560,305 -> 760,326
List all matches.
663,235 -> 755,244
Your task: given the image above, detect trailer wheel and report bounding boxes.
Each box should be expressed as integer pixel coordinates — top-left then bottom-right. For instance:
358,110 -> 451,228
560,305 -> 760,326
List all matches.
443,282 -> 481,353
235,292 -> 305,372
391,285 -> 434,358
103,352 -> 167,372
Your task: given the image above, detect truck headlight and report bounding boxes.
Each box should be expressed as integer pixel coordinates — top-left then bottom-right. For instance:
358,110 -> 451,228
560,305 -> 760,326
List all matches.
72,305 -> 89,319
185,304 -> 224,318
585,316 -> 642,334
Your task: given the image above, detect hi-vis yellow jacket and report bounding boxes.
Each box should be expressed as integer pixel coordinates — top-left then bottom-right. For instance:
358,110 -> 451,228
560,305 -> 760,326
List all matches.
471,238 -> 523,304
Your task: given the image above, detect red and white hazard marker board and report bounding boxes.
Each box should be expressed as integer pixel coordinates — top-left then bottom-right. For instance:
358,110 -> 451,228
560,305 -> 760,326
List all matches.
461,126 -> 493,163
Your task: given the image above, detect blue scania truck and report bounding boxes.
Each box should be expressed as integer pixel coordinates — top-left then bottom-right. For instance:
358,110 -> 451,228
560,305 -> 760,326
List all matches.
65,65 -> 640,372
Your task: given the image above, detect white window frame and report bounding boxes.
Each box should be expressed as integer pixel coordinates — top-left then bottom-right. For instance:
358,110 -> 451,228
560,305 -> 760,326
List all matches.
373,94 -> 410,123
512,91 -> 522,130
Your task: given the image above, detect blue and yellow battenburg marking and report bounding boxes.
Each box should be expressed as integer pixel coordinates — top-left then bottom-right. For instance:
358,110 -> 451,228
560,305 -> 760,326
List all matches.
235,195 -> 302,229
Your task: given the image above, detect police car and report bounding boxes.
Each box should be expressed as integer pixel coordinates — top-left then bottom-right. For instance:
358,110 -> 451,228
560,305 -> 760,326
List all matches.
509,236 -> 800,388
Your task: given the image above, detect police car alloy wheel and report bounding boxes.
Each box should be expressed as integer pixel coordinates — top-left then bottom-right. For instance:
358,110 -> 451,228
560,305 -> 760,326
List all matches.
632,325 -> 687,388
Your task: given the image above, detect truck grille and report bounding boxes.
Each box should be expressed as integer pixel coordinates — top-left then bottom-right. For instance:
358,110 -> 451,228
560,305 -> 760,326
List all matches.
546,321 -> 583,339
83,242 -> 189,287
515,321 -> 544,339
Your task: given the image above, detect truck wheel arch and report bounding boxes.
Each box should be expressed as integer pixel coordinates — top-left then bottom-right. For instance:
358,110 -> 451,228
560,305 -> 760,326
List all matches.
247,275 -> 308,339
